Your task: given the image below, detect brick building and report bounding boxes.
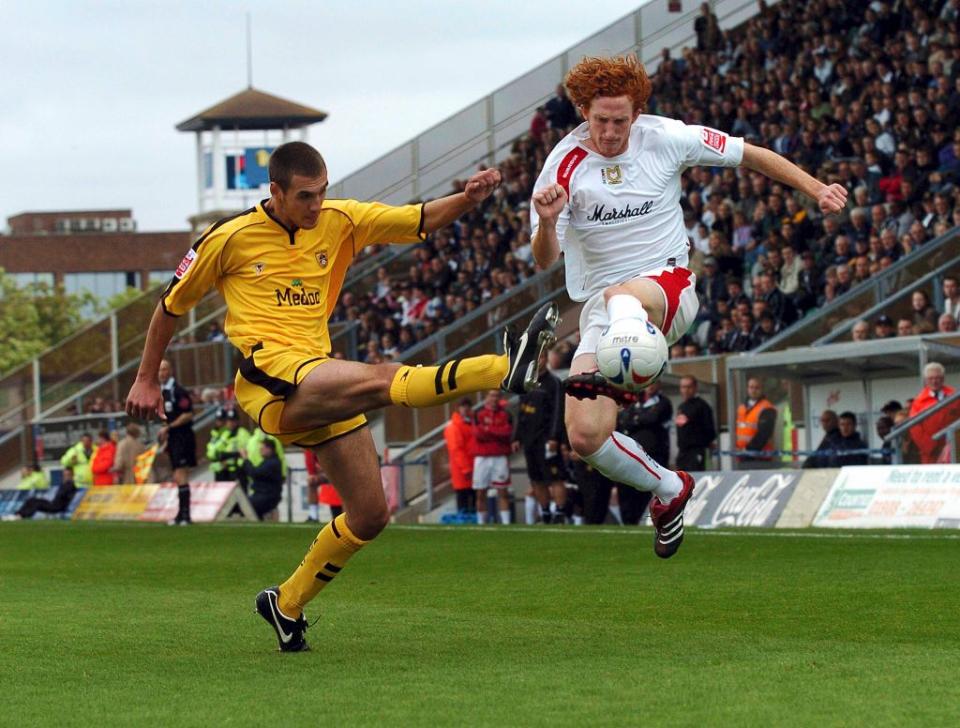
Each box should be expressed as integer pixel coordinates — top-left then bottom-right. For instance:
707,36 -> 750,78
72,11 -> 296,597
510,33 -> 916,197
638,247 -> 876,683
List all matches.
1,86 -> 327,301
1,209 -> 191,297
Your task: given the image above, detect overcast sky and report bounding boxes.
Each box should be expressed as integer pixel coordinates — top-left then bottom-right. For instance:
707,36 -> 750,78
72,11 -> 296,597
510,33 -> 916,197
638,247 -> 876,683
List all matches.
2,0 -> 644,232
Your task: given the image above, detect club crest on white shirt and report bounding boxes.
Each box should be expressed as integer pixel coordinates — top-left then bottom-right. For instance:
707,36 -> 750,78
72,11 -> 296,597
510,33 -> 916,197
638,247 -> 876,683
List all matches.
701,128 -> 727,153
601,164 -> 623,185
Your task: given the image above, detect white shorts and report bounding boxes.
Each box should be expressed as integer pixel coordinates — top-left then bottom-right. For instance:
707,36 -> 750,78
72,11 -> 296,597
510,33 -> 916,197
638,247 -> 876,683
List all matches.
472,456 -> 511,489
574,265 -> 699,359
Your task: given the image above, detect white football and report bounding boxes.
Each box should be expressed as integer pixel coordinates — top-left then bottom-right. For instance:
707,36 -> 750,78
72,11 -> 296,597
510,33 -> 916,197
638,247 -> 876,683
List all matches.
595,317 -> 668,392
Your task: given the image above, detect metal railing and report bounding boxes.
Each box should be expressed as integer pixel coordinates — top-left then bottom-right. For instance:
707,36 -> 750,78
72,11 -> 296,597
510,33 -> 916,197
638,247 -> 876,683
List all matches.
315,0 -> 769,330
0,283 -> 226,430
932,420 -> 960,464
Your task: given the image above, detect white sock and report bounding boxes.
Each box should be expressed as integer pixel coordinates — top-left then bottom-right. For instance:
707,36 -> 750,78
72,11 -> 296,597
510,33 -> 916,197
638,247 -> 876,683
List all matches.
549,501 -> 558,515
609,504 -> 623,525
499,510 -> 511,525
606,294 -> 646,323
583,434 -> 682,503
524,496 -> 537,525
308,504 -> 318,520
572,515 -> 584,526
477,511 -> 487,525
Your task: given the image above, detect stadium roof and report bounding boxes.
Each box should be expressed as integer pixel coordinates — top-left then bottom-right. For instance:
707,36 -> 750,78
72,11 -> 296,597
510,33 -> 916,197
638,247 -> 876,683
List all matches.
726,336 -> 960,381
175,87 -> 328,132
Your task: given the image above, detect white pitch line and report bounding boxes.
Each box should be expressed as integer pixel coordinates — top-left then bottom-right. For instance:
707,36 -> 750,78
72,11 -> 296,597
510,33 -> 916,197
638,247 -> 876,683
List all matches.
20,520 -> 960,541
387,524 -> 960,541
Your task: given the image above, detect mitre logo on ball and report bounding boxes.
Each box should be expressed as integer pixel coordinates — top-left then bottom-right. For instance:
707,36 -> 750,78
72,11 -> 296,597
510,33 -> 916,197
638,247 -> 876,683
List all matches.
596,318 -> 668,393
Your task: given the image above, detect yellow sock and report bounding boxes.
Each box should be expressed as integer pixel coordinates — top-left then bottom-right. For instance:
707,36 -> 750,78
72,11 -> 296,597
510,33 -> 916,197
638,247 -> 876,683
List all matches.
389,354 -> 508,407
277,513 -> 368,617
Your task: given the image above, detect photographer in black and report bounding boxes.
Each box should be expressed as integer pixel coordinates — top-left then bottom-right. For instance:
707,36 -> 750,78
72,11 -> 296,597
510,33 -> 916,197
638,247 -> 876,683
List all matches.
511,351 -> 565,523
674,375 -> 717,471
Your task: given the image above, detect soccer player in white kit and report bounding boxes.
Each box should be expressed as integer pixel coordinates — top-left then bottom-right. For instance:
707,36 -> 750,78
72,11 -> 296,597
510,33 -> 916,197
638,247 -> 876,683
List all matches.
530,56 -> 847,557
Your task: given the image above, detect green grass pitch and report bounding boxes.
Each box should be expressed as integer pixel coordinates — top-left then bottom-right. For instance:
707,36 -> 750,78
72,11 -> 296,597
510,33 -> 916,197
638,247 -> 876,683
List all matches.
2,522 -> 959,726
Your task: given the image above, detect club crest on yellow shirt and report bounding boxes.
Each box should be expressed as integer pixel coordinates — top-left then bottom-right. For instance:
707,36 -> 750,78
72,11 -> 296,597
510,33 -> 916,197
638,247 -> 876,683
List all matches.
253,262 -> 265,275
601,165 -> 623,185
316,251 -> 328,268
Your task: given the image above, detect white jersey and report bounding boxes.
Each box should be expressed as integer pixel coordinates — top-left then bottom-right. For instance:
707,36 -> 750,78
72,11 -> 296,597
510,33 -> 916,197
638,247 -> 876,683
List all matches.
530,115 -> 744,301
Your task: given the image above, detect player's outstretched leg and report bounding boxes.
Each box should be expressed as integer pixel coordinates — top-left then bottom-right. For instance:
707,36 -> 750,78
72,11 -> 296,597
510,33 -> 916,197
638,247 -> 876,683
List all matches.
388,301 -> 559,407
281,303 -> 561,435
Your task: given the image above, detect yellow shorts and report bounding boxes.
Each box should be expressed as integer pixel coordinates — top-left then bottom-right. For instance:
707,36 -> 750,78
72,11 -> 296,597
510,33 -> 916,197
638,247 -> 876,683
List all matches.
234,343 -> 367,447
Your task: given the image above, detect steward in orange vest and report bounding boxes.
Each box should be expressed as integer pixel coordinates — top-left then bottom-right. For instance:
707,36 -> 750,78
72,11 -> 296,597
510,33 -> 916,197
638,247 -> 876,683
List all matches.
735,377 -> 777,464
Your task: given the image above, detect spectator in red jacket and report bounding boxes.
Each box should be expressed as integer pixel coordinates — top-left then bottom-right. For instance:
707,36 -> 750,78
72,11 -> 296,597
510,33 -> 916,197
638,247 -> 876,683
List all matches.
472,390 -> 514,525
908,362 -> 958,464
90,430 -> 117,486
444,398 -> 477,516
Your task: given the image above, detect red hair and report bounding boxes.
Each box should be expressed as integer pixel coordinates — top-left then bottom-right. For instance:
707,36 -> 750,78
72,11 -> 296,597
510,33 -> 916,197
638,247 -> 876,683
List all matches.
564,55 -> 652,113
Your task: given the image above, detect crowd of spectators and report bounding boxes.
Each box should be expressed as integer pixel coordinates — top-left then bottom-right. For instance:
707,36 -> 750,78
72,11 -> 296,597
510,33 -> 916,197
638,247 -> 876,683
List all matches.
659,0 -> 960,355
326,0 -> 960,364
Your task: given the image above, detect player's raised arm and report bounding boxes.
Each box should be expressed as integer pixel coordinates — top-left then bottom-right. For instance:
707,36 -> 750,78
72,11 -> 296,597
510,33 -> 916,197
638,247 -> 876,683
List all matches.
126,303 -> 178,421
531,184 -> 567,268
421,168 -> 502,234
741,143 -> 848,216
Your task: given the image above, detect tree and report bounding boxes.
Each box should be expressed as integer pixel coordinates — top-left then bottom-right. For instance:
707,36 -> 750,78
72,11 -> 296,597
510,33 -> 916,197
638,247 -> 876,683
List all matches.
0,269 -> 99,375
104,286 -> 145,312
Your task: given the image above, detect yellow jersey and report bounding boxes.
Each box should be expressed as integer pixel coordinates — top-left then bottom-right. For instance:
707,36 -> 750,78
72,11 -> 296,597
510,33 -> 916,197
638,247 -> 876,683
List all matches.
162,199 -> 425,356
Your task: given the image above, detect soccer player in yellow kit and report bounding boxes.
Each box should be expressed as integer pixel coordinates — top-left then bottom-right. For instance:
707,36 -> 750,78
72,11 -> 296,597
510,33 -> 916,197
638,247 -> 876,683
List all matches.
126,142 -> 558,651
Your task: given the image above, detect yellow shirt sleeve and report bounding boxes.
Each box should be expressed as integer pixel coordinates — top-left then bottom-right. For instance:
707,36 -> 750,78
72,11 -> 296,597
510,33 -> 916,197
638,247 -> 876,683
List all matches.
349,201 -> 426,252
161,227 -> 228,317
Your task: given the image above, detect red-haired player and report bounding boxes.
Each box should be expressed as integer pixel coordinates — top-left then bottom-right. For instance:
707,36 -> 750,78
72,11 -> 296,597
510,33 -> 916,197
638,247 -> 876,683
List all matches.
531,55 -> 846,557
